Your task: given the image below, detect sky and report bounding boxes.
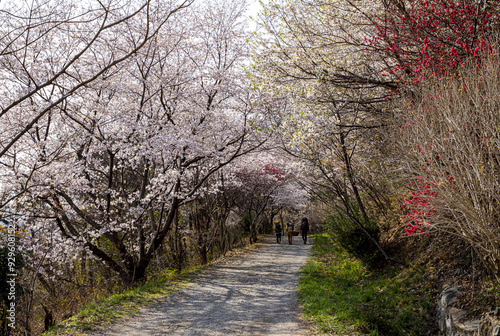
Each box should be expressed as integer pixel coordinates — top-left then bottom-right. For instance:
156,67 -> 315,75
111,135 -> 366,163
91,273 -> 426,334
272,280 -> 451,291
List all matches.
245,0 -> 262,32
246,0 -> 262,18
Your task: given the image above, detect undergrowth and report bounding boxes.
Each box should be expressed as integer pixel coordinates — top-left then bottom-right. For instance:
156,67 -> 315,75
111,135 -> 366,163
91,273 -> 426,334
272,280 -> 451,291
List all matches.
42,267 -> 201,335
298,234 -> 437,336
43,240 -> 258,335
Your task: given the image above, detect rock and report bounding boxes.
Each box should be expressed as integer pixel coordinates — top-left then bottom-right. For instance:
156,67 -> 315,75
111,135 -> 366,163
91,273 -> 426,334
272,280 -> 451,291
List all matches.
441,288 -> 459,309
476,312 -> 500,336
437,288 -> 459,335
436,288 -> 500,336
436,291 -> 500,336
452,313 -> 478,336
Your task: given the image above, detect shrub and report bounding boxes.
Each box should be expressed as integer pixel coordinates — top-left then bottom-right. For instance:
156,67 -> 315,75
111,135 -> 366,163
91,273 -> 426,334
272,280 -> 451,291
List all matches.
325,211 -> 382,268
394,54 -> 500,282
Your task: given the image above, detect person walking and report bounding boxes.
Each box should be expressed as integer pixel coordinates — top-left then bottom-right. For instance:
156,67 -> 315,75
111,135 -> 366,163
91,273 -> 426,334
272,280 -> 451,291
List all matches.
275,220 -> 282,244
285,221 -> 294,245
300,217 -> 309,244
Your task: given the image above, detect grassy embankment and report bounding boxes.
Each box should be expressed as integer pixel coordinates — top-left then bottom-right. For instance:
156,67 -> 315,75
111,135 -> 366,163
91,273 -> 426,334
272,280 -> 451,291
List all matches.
44,242 -> 257,335
43,268 -> 198,335
298,234 -> 436,336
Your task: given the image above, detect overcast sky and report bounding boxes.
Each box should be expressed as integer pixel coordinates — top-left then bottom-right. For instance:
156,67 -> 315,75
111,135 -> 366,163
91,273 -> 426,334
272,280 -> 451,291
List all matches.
245,0 -> 262,31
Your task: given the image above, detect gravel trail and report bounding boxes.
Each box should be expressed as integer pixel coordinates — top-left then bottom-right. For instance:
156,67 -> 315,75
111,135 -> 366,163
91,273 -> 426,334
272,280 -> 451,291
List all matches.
94,235 -> 313,336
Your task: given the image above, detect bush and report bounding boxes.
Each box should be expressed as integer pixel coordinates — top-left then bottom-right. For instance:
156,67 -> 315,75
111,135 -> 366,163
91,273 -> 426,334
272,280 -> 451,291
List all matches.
394,55 -> 500,282
325,211 -> 382,268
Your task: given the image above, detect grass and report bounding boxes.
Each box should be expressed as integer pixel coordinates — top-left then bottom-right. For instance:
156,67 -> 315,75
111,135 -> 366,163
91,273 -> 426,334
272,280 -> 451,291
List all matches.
298,234 -> 436,336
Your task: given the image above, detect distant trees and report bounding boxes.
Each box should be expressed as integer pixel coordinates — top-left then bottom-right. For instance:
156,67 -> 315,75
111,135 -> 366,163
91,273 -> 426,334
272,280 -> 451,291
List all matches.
251,0 -> 399,264
228,154 -> 307,243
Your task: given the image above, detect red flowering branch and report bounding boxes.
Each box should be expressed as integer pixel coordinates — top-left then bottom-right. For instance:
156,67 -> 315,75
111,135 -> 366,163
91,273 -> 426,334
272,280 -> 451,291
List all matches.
370,0 -> 499,78
399,177 -> 441,236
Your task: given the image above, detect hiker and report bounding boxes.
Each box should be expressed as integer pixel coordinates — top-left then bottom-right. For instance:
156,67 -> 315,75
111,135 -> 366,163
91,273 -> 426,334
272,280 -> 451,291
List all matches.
285,221 -> 294,245
275,220 -> 282,244
300,217 -> 309,244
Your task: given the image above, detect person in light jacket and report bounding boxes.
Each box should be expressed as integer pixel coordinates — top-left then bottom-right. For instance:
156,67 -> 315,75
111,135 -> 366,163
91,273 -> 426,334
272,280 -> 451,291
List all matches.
285,221 -> 294,245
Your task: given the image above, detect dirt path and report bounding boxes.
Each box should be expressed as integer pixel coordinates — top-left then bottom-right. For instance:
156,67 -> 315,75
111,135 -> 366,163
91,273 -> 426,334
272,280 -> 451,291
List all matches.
93,235 -> 313,336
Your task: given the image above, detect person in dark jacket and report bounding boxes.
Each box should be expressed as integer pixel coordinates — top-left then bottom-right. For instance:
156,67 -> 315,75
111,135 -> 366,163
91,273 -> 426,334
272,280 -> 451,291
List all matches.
275,220 -> 282,244
300,217 -> 309,244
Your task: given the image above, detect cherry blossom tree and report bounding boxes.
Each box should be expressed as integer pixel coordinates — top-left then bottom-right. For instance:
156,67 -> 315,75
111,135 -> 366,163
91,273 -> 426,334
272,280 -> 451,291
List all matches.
0,0 -> 194,160
182,172 -> 234,265
1,0 -> 266,291
227,152 -> 308,243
